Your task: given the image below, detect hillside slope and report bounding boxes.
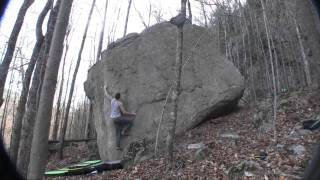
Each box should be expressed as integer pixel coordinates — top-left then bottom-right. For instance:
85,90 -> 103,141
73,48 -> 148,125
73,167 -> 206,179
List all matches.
48,88 -> 320,179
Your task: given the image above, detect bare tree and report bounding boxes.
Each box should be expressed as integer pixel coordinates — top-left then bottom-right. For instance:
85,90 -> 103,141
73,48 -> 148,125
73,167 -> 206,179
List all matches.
260,0 -> 277,141
1,64 -> 15,138
9,0 -> 52,164
58,0 -> 96,159
96,0 -> 109,61
123,0 -> 133,37
200,0 -> 208,27
293,15 -> 312,86
187,0 -> 192,23
166,0 -> 187,170
0,0 -> 34,108
152,7 -> 164,23
17,0 -> 62,177
28,0 -> 73,178
51,26 -> 71,141
58,57 -> 74,139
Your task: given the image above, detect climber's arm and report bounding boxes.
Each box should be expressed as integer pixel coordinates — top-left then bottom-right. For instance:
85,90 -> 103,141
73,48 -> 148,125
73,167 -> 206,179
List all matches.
119,102 -> 136,116
103,85 -> 112,100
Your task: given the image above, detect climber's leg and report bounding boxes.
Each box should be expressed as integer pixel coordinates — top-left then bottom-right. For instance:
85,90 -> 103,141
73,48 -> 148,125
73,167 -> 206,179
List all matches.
113,118 -> 122,148
119,115 -> 135,135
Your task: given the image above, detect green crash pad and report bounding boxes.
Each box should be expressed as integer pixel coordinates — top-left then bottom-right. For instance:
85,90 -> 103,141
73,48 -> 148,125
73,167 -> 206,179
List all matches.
67,160 -> 102,169
45,160 -> 101,176
45,170 -> 68,175
45,160 -> 122,177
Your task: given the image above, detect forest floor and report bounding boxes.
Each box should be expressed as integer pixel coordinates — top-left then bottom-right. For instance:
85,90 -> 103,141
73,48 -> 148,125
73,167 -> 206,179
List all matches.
47,88 -> 320,180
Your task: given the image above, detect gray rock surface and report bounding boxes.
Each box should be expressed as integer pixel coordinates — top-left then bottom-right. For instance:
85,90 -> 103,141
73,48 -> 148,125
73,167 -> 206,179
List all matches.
84,22 -> 244,161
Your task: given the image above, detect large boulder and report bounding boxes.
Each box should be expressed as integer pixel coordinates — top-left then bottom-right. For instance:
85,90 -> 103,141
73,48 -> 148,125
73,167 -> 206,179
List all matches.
84,22 -> 244,161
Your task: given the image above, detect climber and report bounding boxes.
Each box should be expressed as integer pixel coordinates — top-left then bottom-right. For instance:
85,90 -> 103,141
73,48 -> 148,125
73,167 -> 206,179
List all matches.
109,90 -> 136,150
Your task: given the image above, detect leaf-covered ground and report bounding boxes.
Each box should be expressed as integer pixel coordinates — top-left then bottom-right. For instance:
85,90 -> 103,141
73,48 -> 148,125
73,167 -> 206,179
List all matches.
47,88 -> 320,179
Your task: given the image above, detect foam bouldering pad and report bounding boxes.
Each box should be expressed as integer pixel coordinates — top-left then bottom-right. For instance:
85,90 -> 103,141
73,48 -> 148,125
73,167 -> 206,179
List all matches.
45,160 -> 122,177
303,120 -> 320,130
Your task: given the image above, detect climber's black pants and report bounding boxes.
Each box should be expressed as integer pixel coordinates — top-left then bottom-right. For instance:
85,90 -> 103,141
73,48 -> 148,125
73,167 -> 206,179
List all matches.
112,115 -> 134,147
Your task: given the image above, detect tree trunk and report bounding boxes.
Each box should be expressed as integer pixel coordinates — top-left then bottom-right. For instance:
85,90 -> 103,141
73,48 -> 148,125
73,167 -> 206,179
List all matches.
1,66 -> 14,139
16,0 -> 61,175
9,0 -> 52,164
16,44 -> 44,177
166,0 -> 186,171
123,0 -> 132,37
293,17 -> 312,86
295,0 -> 320,86
58,0 -> 96,159
28,0 -> 73,179
200,1 -> 208,27
51,27 -> 71,141
96,0 -> 108,61
81,98 -> 87,139
187,0 -> 192,24
261,0 -> 277,142
0,0 -> 34,108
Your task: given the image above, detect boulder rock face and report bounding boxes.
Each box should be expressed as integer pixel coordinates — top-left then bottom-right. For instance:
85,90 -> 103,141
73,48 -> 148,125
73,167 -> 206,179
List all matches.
84,22 -> 244,161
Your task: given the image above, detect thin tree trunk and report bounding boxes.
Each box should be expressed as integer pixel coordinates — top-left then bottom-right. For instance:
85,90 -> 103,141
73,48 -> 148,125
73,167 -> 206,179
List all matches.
51,28 -> 70,141
261,0 -> 277,142
147,1 -> 152,27
19,55 -> 25,82
1,88 -> 11,138
200,1 -> 208,27
96,0 -> 108,61
123,0 -> 132,37
11,89 -> 18,138
58,0 -> 96,159
0,0 -> 34,108
0,43 -> 8,64
28,0 -> 73,179
293,17 -> 312,86
81,98 -> 87,139
58,59 -> 73,139
9,0 -> 52,164
133,3 -> 148,28
166,0 -> 186,171
1,67 -> 14,139
187,0 -> 192,23
270,37 -> 281,92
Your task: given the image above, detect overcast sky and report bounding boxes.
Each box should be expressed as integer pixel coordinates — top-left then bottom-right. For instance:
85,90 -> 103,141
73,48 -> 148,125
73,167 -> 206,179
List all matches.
0,0 -> 205,105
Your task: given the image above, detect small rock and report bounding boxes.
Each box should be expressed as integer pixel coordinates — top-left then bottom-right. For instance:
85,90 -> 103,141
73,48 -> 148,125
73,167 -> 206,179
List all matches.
228,160 -> 261,179
220,130 -> 240,146
220,131 -> 240,139
244,171 -> 255,177
289,144 -> 306,156
187,142 -> 205,150
297,129 -> 312,136
288,128 -> 311,140
276,144 -> 285,151
252,111 -> 264,128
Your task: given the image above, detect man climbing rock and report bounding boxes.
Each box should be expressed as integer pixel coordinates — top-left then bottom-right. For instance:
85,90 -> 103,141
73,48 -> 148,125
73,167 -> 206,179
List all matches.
109,90 -> 136,150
